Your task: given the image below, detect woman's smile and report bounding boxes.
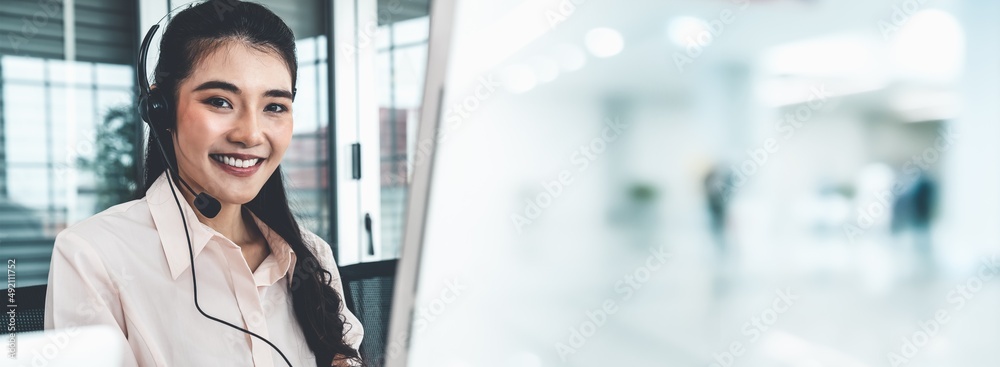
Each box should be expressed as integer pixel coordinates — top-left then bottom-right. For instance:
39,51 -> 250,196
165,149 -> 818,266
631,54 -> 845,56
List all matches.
209,153 -> 266,177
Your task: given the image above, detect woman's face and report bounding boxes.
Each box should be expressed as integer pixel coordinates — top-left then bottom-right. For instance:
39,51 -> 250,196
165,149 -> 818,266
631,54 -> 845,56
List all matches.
170,41 -> 294,206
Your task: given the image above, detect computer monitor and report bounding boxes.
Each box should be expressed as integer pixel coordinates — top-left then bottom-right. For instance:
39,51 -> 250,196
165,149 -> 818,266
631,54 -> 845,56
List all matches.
389,0 -> 998,366
384,0 -> 456,366
5,326 -> 124,367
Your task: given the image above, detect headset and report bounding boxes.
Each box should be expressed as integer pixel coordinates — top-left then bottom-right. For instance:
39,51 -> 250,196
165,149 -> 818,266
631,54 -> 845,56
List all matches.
137,23 -> 294,367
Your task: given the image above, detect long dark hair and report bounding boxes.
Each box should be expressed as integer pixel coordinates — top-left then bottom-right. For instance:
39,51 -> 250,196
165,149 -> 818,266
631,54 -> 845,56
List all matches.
139,1 -> 363,366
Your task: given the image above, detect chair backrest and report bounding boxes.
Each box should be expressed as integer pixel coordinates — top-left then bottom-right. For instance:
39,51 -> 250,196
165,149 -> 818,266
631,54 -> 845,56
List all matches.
4,284 -> 47,333
339,259 -> 398,367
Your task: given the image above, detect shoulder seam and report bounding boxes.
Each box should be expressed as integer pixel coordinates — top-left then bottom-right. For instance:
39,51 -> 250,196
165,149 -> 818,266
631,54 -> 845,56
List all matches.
64,198 -> 147,233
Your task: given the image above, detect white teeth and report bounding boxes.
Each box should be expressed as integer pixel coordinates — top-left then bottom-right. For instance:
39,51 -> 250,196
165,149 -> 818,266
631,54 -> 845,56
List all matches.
212,155 -> 260,168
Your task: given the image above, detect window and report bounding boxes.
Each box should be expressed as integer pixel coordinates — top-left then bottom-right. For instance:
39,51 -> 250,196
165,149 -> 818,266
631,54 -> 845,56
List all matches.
332,0 -> 431,264
376,16 -> 429,258
0,0 -> 137,287
284,35 -> 332,239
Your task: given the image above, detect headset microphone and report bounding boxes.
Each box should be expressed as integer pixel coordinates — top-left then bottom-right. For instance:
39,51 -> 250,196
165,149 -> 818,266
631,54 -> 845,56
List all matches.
137,23 -> 293,366
137,24 -> 221,219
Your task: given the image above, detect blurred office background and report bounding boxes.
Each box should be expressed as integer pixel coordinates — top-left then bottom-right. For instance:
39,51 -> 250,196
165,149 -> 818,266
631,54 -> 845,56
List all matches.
0,0 -> 430,286
405,0 -> 1000,366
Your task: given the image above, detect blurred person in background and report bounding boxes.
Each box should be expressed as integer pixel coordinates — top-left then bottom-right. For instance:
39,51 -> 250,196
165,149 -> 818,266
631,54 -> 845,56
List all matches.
892,170 -> 938,277
704,163 -> 735,296
705,164 -> 734,252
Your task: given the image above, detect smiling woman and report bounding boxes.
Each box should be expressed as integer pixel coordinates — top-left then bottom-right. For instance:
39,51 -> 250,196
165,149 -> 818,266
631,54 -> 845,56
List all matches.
170,41 -> 295,204
43,2 -> 364,367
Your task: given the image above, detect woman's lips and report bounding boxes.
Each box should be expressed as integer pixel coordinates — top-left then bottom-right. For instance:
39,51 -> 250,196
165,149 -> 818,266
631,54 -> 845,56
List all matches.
210,155 -> 264,177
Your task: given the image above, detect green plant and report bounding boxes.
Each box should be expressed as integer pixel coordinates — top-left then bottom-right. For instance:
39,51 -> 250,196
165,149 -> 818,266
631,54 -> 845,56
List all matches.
79,104 -> 141,212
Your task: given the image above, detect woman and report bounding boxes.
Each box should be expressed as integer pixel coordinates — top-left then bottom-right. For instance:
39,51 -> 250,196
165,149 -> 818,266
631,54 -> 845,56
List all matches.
43,2 -> 364,366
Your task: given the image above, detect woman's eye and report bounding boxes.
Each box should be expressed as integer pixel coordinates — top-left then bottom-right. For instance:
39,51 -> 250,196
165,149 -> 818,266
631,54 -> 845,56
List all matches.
205,97 -> 232,109
265,103 -> 288,113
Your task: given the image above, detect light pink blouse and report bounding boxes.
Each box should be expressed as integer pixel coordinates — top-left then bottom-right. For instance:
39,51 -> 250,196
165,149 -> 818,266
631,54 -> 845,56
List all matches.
44,172 -> 364,366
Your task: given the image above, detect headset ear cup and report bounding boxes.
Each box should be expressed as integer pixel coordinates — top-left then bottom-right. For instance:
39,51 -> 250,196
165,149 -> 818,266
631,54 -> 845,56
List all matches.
146,89 -> 171,132
138,95 -> 152,126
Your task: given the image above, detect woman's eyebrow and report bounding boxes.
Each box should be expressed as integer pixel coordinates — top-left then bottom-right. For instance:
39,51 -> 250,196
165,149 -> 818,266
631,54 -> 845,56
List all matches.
264,89 -> 293,100
193,80 -> 240,94
193,80 -> 292,100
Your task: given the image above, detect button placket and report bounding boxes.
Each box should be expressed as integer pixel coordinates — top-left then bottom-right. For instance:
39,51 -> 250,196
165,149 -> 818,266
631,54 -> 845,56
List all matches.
220,237 -> 274,367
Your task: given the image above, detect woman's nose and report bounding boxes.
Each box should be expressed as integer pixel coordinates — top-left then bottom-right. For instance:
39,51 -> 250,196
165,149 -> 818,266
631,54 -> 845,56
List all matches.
228,112 -> 266,147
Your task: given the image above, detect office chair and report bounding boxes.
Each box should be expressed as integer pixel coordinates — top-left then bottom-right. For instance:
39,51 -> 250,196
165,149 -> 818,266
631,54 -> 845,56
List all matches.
4,284 -> 47,333
339,259 -> 398,367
